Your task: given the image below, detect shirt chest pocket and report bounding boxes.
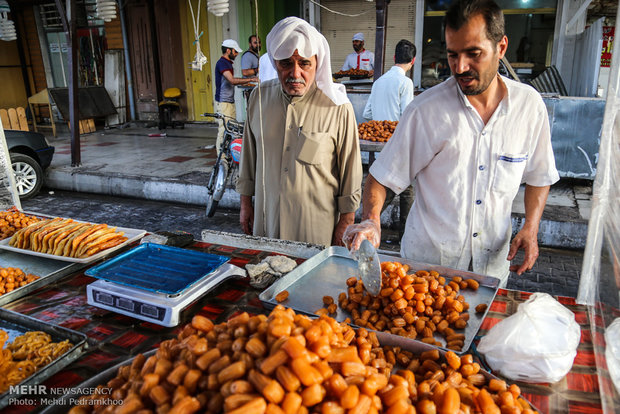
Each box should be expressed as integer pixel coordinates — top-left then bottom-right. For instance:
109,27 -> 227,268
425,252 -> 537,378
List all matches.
296,131 -> 334,165
492,153 -> 528,195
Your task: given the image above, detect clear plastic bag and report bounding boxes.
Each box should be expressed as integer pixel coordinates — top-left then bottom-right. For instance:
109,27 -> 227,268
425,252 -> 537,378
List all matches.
605,318 -> 620,394
477,292 -> 580,383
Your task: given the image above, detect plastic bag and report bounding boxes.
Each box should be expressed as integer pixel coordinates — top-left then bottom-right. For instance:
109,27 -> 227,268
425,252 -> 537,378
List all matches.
246,255 -> 298,289
477,292 -> 580,383
605,318 -> 620,394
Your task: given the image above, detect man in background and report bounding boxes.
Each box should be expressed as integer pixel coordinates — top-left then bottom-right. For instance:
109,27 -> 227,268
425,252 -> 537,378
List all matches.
363,39 -> 415,121
214,39 -> 257,154
241,35 -> 261,77
258,53 -> 277,82
363,39 -> 416,237
342,32 -> 374,72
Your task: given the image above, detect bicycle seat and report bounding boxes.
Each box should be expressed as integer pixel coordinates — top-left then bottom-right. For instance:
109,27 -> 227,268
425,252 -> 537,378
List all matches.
163,87 -> 182,99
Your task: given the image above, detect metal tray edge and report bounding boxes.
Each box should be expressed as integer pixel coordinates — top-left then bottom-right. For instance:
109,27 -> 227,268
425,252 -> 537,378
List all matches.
0,262 -> 89,308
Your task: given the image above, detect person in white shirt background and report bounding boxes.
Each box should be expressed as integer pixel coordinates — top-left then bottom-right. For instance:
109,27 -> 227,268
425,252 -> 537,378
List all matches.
363,39 -> 415,122
363,39 -> 416,238
344,0 -> 559,288
258,53 -> 277,82
342,32 -> 374,72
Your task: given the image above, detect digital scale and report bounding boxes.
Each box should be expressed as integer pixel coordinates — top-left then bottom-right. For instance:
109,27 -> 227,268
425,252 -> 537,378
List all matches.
85,243 -> 246,327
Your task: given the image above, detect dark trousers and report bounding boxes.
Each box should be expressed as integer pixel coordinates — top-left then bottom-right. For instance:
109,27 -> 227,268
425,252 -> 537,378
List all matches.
382,185 -> 414,236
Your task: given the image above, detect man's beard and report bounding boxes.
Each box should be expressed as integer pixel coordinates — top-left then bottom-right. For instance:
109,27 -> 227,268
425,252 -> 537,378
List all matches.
353,44 -> 362,52
455,68 -> 496,96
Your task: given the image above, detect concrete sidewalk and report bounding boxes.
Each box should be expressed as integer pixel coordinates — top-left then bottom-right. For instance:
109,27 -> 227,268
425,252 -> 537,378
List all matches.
44,123 -> 591,249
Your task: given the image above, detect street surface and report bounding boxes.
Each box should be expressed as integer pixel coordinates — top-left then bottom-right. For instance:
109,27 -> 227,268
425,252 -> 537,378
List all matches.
22,189 -> 241,239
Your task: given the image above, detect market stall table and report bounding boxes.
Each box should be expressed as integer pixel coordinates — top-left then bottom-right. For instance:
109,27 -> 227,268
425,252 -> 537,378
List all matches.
360,139 -> 386,165
0,238 -> 617,413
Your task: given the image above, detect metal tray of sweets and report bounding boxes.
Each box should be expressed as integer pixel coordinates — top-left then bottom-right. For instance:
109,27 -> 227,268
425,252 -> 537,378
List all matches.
0,307 -> 89,409
0,249 -> 88,307
259,246 -> 500,355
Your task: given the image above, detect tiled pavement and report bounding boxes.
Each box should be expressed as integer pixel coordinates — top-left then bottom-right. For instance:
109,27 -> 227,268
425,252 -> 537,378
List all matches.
505,247 -> 583,297
48,125 -> 217,181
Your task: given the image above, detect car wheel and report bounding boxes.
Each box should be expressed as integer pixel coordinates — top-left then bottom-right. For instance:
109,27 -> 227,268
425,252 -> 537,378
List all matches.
11,153 -> 43,200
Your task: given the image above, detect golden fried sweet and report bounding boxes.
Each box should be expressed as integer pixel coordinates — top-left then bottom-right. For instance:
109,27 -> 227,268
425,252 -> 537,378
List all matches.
0,210 -> 41,240
358,120 -> 398,142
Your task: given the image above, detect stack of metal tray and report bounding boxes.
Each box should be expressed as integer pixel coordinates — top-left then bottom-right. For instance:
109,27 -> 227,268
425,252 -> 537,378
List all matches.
0,308 -> 88,409
260,246 -> 500,354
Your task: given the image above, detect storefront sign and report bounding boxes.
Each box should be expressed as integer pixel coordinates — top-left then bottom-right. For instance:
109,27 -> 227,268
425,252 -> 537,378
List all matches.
602,26 -> 614,67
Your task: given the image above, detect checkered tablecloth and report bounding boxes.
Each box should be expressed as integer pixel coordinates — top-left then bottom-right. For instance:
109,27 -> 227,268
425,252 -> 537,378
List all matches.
478,289 -> 620,414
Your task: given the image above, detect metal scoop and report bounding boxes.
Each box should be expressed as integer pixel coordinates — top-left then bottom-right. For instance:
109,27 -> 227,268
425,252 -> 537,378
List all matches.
357,239 -> 382,296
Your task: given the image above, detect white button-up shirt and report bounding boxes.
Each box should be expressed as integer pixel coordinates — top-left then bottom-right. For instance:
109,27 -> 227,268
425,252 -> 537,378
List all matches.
342,50 -> 374,71
370,76 -> 559,284
363,66 -> 414,121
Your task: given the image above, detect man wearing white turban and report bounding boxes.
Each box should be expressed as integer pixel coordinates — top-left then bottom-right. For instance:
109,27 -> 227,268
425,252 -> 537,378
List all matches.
236,17 -> 363,246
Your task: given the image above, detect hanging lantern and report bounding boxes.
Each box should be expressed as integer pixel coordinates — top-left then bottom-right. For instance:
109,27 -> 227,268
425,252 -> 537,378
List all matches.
0,0 -> 16,42
207,0 -> 229,17
96,0 -> 117,22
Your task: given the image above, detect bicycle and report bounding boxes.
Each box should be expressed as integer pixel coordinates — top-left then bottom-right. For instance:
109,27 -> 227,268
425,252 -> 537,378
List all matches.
202,113 -> 244,217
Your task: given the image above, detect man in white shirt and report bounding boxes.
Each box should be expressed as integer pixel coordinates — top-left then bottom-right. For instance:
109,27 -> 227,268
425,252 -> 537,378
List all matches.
363,39 -> 415,121
342,32 -> 374,72
345,0 -> 559,287
258,53 -> 277,82
363,39 -> 416,237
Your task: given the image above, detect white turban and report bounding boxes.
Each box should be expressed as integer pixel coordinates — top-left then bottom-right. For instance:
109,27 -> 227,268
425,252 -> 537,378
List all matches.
266,17 -> 349,106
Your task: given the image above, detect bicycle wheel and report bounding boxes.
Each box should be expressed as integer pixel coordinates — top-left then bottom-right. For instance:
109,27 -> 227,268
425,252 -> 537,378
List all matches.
206,159 -> 220,217
206,194 -> 219,217
206,157 -> 229,217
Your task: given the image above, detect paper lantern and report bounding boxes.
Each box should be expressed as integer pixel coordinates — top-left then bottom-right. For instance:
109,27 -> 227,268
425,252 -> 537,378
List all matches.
207,0 -> 229,17
0,0 -> 16,42
96,0 -> 117,22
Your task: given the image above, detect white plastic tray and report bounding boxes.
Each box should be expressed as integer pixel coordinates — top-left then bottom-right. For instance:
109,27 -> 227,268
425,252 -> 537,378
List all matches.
0,225 -> 146,264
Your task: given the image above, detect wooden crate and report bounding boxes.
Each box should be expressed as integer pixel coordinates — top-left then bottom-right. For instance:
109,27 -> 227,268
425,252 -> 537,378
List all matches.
0,107 -> 28,131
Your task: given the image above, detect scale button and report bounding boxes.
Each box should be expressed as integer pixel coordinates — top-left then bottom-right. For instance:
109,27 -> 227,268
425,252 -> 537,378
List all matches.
141,304 -> 159,318
96,292 -> 114,306
117,297 -> 135,312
